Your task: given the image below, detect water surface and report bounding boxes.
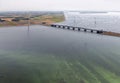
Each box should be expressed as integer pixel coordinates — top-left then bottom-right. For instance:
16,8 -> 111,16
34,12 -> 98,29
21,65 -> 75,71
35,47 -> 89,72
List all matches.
0,24 -> 120,83
58,12 -> 120,33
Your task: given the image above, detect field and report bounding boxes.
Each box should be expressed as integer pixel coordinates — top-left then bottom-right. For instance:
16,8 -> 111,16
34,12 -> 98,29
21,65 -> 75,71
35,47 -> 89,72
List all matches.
0,12 -> 65,27
31,14 -> 65,25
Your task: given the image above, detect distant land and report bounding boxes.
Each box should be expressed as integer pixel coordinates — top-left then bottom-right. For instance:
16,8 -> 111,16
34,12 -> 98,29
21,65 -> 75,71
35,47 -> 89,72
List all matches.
0,11 -> 120,37
0,11 -> 65,26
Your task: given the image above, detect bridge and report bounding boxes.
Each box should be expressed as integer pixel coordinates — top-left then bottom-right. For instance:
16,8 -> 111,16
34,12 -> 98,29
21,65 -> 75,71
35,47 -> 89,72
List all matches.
51,24 -> 104,34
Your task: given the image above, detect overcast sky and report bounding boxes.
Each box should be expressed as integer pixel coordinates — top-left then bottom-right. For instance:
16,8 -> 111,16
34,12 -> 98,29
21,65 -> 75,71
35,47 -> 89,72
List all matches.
0,0 -> 120,11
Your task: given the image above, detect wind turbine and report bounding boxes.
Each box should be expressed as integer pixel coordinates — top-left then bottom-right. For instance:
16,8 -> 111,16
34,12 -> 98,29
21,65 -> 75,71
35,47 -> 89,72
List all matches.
26,11 -> 31,38
94,17 -> 96,29
27,12 -> 31,32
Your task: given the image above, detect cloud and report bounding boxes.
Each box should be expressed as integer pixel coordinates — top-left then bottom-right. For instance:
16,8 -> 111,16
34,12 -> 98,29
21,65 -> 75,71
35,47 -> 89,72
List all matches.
1,0 -> 120,11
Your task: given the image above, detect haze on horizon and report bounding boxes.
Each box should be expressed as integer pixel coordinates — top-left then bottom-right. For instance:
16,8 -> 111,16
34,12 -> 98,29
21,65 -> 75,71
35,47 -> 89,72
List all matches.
0,0 -> 120,11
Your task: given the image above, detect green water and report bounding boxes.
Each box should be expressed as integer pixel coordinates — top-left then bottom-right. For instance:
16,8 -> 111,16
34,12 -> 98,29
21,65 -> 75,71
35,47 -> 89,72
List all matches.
0,25 -> 120,83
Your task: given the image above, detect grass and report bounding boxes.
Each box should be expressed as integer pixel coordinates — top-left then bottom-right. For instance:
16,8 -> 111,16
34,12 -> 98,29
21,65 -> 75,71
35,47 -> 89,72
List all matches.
0,14 -> 65,27
31,14 -> 65,25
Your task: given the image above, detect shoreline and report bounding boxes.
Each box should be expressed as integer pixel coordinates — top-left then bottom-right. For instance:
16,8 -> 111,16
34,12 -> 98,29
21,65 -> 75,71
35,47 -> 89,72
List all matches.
1,24 -> 120,38
1,14 -> 120,37
102,31 -> 120,37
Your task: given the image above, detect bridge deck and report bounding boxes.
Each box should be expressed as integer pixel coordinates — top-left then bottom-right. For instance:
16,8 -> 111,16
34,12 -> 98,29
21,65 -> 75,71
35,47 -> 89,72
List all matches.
51,24 -> 104,34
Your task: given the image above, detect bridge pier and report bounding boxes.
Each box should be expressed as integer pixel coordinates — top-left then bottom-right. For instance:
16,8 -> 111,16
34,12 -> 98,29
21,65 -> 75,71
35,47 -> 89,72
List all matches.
67,26 -> 70,29
91,30 -> 93,33
51,25 -> 56,27
54,25 -> 57,27
84,29 -> 87,32
72,27 -> 75,30
58,25 -> 61,28
97,31 -> 101,34
78,28 -> 80,31
62,26 -> 65,29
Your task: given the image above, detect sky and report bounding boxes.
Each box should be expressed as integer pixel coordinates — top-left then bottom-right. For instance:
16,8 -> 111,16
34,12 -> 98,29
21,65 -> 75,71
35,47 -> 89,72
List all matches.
0,0 -> 120,11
